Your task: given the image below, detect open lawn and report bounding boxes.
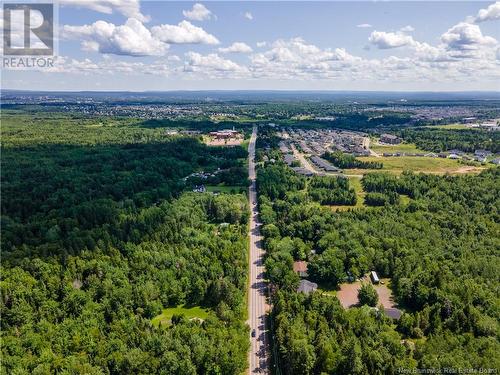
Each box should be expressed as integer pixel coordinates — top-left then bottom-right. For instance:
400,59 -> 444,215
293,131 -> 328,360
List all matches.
317,282 -> 337,296
370,141 -> 426,154
152,305 -> 210,327
332,178 -> 412,210
209,115 -> 253,122
205,184 -> 247,194
424,123 -> 472,130
346,156 -> 487,175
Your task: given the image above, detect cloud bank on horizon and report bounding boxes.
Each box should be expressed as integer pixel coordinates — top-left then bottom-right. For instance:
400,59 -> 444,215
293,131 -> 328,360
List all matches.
2,1 -> 500,91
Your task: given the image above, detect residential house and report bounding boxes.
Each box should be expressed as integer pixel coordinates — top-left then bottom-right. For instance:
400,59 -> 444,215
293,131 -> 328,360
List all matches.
193,185 -> 206,193
380,134 -> 402,144
475,149 -> 492,159
297,280 -> 318,294
293,261 -> 309,278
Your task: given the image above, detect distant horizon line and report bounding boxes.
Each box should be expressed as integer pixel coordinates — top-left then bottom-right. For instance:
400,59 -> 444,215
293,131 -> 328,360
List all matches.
2,89 -> 500,94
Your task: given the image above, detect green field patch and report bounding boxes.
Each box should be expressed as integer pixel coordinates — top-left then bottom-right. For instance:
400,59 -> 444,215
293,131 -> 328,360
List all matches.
424,123 -> 472,130
371,141 -> 426,154
152,305 -> 210,327
373,157 -> 470,173
346,156 -> 487,175
205,184 -> 247,194
399,194 -> 412,205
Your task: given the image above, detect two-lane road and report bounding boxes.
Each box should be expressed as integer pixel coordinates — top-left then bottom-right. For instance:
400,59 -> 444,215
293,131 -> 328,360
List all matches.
247,126 -> 269,374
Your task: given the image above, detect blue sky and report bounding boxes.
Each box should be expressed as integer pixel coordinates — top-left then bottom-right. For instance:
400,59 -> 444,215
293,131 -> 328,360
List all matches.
2,1 -> 500,91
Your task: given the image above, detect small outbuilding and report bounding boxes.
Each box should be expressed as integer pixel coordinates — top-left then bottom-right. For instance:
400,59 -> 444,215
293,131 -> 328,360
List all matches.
370,271 -> 380,284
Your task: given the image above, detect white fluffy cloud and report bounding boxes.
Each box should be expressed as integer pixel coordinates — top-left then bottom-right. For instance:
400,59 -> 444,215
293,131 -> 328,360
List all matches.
167,55 -> 181,62
244,12 -> 253,20
400,25 -> 415,32
368,21 -> 498,62
185,52 -> 246,75
369,31 -> 415,49
471,1 -> 500,23
151,21 -> 219,45
441,22 -> 497,51
218,42 -> 253,53
60,0 -> 149,22
257,38 -> 357,63
19,1 -> 500,87
63,18 -> 167,56
249,38 -> 362,80
410,41 -> 449,62
182,3 -> 214,21
63,19 -> 220,56
243,33 -> 499,83
13,31 -> 500,87
2,54 -> 176,76
356,23 -> 372,28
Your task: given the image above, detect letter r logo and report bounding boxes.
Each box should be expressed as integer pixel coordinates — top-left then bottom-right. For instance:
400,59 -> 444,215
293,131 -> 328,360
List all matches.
3,3 -> 53,55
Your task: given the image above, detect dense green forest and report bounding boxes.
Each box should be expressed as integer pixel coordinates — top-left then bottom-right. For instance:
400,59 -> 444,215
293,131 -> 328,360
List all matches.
363,191 -> 400,206
398,128 -> 500,153
1,111 -> 250,374
256,165 -> 356,208
2,106 -> 500,374
257,132 -> 500,373
323,151 -> 383,169
308,176 -> 357,206
291,113 -> 410,130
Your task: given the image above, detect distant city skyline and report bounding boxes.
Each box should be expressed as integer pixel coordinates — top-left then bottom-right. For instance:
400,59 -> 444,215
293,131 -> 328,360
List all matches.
2,1 -> 500,91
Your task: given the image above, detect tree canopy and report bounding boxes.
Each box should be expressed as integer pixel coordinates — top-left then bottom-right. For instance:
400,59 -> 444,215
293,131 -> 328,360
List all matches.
256,130 -> 500,374
1,111 -> 251,374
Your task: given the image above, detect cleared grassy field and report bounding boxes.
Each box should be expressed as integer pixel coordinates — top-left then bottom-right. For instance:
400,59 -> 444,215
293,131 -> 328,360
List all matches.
152,305 -> 210,327
205,185 -> 247,194
209,115 -> 252,122
424,123 -> 471,130
346,156 -> 487,175
370,141 -> 427,154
